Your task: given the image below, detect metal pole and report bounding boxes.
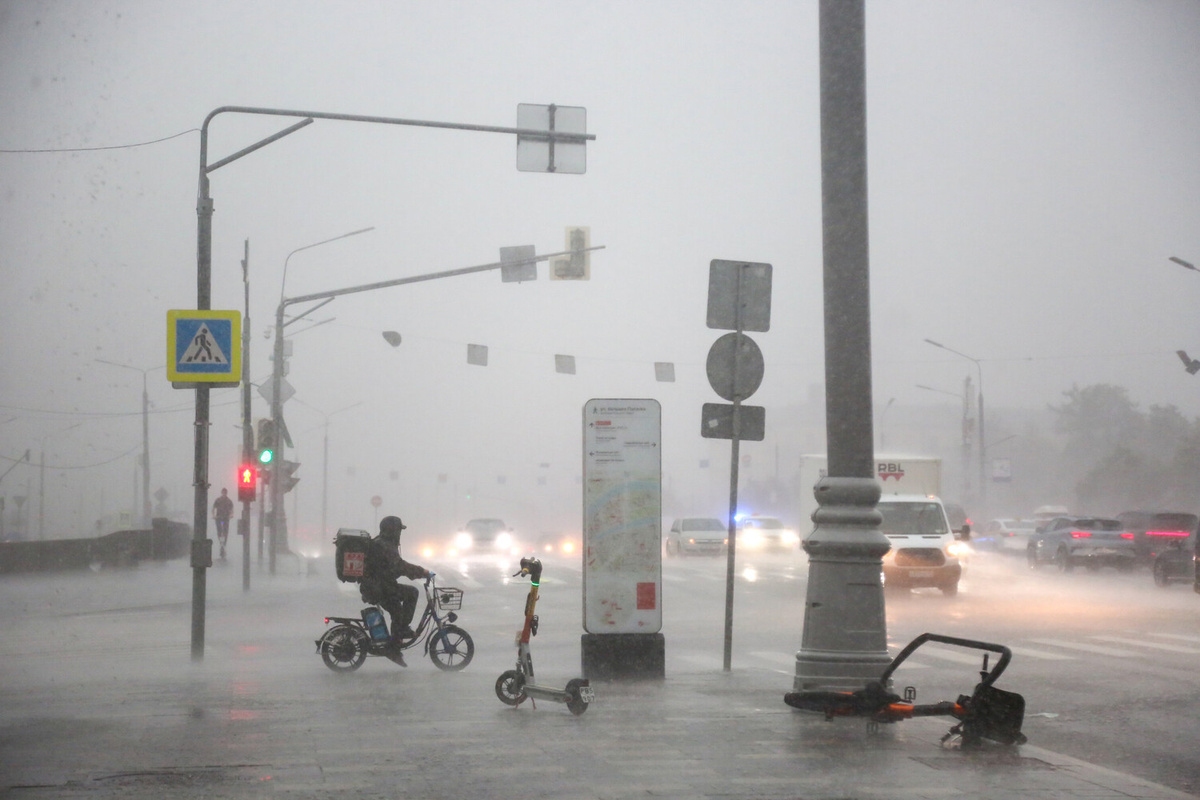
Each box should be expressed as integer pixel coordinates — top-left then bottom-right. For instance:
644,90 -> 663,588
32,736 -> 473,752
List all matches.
322,419 -> 329,542
37,449 -> 44,540
270,301 -> 284,575
722,406 -> 741,672
795,0 -> 892,692
192,163 -> 213,662
722,264 -> 748,673
241,239 -> 253,592
977,371 -> 987,509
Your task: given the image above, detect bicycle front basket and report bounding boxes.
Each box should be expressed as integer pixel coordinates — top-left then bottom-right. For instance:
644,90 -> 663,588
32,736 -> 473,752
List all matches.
435,587 -> 464,610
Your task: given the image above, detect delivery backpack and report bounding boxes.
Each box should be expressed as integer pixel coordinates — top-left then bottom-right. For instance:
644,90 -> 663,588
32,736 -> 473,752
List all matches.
333,530 -> 371,583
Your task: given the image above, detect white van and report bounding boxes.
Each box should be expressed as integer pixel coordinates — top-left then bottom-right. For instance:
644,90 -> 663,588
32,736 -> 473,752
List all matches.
877,494 -> 967,596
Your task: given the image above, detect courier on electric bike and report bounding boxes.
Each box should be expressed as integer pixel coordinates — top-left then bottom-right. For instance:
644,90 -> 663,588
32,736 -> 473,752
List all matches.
316,525 -> 474,673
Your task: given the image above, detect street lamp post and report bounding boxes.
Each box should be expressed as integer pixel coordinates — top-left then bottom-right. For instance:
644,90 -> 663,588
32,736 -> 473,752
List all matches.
268,227 -> 375,575
318,403 -> 363,543
916,382 -> 974,500
793,0 -> 893,692
1170,257 -> 1200,376
924,339 -> 986,509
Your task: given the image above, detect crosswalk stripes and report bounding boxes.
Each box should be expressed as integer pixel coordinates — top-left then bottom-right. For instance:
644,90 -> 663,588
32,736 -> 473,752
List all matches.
1025,638 -> 1136,657
1150,632 -> 1200,644
1090,635 -> 1200,654
701,633 -> 1200,674
1007,644 -> 1073,661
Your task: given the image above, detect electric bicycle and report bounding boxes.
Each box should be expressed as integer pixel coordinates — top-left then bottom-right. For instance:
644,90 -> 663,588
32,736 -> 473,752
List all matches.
316,574 -> 474,673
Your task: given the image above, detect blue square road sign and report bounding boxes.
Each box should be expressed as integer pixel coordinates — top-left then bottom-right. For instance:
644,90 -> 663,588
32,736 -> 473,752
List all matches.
167,309 -> 241,385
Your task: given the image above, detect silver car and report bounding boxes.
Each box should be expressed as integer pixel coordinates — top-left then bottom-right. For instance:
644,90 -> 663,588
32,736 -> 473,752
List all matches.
1026,516 -> 1135,573
979,518 -> 1038,553
665,517 -> 728,557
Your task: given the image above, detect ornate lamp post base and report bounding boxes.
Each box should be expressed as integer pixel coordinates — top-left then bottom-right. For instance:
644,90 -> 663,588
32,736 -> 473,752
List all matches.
794,476 -> 892,691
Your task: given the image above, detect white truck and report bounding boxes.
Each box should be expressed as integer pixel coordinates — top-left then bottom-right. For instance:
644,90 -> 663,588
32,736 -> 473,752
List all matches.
795,454 -> 942,535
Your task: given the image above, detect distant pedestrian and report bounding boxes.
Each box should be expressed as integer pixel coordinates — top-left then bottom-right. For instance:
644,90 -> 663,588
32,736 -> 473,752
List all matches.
213,488 -> 234,559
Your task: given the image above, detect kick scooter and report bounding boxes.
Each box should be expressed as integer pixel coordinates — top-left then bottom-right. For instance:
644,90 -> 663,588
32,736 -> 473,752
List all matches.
495,557 -> 594,715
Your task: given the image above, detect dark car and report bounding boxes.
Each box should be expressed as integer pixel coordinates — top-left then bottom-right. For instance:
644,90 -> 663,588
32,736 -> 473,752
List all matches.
1117,511 -> 1199,566
1143,514 -> 1200,588
1027,515 -> 1136,573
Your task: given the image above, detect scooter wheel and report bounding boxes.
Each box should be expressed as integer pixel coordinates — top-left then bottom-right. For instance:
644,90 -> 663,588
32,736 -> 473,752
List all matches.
565,678 -> 590,716
495,670 -> 526,706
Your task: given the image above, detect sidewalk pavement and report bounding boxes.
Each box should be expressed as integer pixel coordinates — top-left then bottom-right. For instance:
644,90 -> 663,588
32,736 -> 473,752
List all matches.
0,560 -> 1195,800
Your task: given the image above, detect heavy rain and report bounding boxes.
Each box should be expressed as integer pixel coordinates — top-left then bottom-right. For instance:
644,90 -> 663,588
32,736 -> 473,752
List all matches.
2,2 -> 1199,798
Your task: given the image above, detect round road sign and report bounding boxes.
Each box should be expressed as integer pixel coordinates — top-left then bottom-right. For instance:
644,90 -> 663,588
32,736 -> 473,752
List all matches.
370,495 -> 382,508
706,332 -> 764,402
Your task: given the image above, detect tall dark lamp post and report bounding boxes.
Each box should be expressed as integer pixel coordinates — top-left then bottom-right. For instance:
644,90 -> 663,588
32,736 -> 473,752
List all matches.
924,339 -> 986,509
794,0 -> 893,692
269,227 -> 375,574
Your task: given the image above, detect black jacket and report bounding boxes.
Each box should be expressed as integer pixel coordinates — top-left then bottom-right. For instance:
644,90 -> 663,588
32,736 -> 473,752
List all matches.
361,535 -> 428,593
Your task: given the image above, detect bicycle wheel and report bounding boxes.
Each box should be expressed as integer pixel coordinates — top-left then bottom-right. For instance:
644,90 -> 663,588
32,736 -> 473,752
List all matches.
320,625 -> 369,673
428,624 -> 475,671
495,669 -> 526,705
565,678 -> 590,716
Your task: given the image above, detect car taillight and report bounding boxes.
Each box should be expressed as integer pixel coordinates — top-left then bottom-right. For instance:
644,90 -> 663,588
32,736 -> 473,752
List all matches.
1069,531 -> 1091,539
1120,532 -> 1134,540
1146,530 -> 1190,537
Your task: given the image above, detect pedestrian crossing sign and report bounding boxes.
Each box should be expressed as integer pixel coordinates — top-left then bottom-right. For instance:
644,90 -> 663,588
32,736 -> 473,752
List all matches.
167,309 -> 241,387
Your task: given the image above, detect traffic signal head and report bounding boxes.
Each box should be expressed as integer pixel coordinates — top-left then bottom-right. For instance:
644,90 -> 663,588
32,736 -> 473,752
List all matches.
279,460 -> 301,494
237,463 -> 257,502
256,418 -> 277,464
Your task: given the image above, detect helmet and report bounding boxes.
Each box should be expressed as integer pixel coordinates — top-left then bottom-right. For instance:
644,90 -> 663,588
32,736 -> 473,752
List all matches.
379,515 -> 407,541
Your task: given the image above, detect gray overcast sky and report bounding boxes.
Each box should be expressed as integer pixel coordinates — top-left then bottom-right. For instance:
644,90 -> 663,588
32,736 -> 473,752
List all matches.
2,1 -> 1199,539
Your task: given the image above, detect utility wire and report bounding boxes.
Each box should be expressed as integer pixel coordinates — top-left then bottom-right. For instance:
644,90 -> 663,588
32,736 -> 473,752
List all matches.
0,128 -> 199,154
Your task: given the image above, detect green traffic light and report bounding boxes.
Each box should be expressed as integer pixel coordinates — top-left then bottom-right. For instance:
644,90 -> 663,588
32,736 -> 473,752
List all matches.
259,449 -> 274,465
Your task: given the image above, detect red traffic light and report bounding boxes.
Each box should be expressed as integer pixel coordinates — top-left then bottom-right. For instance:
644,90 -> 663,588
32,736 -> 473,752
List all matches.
237,464 -> 257,502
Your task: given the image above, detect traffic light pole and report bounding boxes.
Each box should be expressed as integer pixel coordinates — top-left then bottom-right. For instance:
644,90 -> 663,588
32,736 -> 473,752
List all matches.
265,244 -> 606,572
195,102 -> 595,656
240,239 -> 253,592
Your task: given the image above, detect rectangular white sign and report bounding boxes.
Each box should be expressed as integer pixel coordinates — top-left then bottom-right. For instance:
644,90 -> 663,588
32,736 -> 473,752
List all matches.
582,399 -> 662,634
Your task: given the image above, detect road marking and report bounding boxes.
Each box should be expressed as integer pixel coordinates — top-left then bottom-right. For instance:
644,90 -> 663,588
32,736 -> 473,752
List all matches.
1008,645 -> 1073,661
1091,635 -> 1200,654
1026,638 -> 1135,657
915,647 -> 987,665
1148,632 -> 1200,645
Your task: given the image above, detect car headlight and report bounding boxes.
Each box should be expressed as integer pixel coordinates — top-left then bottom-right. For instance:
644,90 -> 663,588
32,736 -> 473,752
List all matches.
781,530 -> 799,545
741,530 -> 763,548
946,541 -> 971,558
495,532 -> 513,549
455,532 -> 473,550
